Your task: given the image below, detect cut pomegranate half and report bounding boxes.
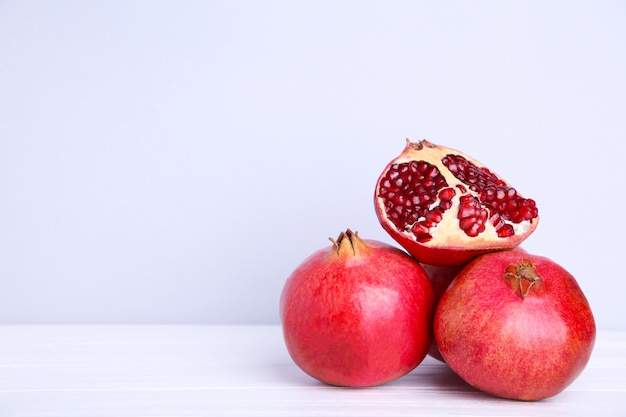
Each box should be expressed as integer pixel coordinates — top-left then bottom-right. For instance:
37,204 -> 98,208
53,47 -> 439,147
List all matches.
374,139 -> 539,265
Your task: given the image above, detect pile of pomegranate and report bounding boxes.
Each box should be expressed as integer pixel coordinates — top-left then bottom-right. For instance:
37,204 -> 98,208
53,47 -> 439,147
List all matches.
280,139 -> 595,401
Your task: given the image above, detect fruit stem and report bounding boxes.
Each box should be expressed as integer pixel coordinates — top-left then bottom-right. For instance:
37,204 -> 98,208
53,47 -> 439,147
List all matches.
406,138 -> 436,151
503,259 -> 542,299
329,229 -> 371,257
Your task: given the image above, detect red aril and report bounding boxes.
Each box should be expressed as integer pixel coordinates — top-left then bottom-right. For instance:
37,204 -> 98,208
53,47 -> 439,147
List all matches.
434,250 -> 596,401
280,229 -> 435,387
374,139 -> 539,265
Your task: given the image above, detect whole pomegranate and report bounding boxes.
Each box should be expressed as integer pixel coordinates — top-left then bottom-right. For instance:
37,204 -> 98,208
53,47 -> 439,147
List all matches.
434,250 -> 596,401
280,229 -> 435,387
374,139 -> 539,265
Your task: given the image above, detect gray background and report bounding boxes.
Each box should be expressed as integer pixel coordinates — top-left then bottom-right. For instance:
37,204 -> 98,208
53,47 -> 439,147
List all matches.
1,1 -> 624,329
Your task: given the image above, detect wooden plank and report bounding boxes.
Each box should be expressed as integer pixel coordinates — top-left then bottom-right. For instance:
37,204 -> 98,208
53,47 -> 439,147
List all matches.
0,326 -> 623,416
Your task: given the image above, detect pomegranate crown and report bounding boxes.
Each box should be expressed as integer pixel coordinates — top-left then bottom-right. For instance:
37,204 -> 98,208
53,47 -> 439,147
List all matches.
329,229 -> 371,257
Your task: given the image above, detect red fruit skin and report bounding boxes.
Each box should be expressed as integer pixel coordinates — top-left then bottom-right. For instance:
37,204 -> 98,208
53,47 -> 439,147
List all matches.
423,247 -> 528,362
420,263 -> 465,362
381,233 -> 494,266
280,233 -> 435,387
434,250 -> 596,401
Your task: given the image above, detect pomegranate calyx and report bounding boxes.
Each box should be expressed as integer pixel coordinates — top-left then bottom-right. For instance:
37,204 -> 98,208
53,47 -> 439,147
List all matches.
329,229 -> 372,258
504,259 -> 542,299
407,138 -> 436,151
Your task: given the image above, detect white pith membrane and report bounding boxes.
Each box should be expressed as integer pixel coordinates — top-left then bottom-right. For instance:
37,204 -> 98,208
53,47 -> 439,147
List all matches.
375,140 -> 538,250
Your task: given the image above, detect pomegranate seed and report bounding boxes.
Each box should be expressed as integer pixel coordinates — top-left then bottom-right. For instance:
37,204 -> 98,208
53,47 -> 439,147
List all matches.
507,187 -> 517,199
435,178 -> 447,188
459,217 -> 475,231
519,206 -> 535,220
438,187 -> 456,201
425,166 -> 440,178
459,218 -> 485,237
458,205 -> 476,219
416,234 -> 432,243
425,208 -> 443,223
440,200 -> 453,210
497,224 -> 515,237
412,223 -> 432,243
459,194 -> 473,203
481,187 -> 496,201
506,200 -> 518,211
472,222 -> 486,236
490,213 -> 505,230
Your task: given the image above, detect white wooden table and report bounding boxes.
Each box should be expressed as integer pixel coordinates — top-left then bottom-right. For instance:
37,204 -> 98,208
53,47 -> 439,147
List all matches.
0,325 -> 623,416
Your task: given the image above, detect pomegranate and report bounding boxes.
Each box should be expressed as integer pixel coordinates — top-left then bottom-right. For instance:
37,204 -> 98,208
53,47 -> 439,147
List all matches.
434,250 -> 596,401
374,139 -> 539,265
280,229 -> 435,387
